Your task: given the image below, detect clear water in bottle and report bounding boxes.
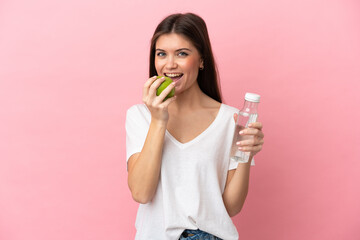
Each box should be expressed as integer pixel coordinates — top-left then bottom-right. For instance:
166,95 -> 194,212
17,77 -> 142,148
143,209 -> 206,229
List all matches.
230,113 -> 258,163
229,92 -> 260,163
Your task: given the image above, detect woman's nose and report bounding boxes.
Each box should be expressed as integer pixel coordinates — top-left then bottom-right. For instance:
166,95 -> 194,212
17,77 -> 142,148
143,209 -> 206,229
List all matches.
165,56 -> 177,69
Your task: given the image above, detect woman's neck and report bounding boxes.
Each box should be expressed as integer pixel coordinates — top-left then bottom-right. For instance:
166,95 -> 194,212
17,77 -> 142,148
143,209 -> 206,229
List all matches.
168,83 -> 220,114
169,84 -> 205,111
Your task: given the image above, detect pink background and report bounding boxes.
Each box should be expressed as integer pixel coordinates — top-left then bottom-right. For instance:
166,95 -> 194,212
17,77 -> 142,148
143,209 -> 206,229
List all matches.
1,0 -> 359,239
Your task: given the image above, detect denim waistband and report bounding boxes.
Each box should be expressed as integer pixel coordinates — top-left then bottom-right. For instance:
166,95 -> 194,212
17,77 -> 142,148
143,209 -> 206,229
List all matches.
180,229 -> 223,240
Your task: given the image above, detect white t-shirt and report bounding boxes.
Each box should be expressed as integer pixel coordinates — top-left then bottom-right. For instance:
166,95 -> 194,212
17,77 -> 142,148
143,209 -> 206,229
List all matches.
125,103 -> 254,240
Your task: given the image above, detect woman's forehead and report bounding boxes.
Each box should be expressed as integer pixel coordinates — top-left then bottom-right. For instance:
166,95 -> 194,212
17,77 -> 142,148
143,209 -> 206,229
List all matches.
155,33 -> 195,50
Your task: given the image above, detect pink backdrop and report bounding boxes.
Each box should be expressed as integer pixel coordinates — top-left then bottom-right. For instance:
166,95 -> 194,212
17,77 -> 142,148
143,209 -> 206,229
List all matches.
1,0 -> 359,239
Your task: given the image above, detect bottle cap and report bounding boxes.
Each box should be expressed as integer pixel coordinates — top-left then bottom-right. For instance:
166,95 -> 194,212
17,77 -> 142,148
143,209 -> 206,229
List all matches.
245,93 -> 261,102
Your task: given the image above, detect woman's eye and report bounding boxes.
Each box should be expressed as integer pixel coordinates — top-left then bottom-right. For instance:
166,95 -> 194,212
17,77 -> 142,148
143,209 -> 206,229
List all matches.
178,51 -> 188,57
156,52 -> 166,57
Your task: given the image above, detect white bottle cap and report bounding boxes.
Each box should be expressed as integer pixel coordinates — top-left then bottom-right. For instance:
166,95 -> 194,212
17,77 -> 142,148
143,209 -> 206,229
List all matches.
245,93 -> 261,102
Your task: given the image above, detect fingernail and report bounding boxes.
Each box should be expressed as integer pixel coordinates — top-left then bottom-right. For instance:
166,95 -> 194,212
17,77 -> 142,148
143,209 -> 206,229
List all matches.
239,131 -> 244,135
236,141 -> 241,145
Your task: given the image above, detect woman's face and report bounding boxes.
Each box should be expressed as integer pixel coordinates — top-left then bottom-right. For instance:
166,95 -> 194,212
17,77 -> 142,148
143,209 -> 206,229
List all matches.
155,33 -> 203,95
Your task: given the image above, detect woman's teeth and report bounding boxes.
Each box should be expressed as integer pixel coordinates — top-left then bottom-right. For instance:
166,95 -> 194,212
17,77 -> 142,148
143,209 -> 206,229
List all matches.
165,73 -> 183,78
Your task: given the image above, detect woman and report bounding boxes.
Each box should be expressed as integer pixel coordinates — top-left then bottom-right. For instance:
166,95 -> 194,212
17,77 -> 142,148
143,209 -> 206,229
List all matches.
126,13 -> 264,240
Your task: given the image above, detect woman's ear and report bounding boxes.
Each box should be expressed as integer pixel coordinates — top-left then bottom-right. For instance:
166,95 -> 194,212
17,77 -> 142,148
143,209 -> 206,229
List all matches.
200,59 -> 204,69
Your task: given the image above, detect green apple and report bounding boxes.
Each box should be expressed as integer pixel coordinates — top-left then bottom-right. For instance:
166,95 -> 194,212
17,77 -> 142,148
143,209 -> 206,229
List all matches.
156,76 -> 175,100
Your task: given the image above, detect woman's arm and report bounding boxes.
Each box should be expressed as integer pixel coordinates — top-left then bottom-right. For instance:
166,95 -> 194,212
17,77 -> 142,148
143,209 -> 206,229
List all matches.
127,120 -> 167,204
223,117 -> 264,217
127,76 -> 176,204
222,158 -> 252,217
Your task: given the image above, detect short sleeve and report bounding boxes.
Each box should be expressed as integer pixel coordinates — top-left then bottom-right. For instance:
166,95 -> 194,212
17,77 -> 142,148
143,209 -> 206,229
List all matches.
228,157 -> 255,170
125,105 -> 150,167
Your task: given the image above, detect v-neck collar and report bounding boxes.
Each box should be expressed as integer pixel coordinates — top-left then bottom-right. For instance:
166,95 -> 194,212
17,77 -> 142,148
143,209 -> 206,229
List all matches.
165,104 -> 224,149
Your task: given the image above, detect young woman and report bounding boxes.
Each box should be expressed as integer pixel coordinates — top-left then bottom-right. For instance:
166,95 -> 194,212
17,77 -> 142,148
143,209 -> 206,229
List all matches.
125,13 -> 264,240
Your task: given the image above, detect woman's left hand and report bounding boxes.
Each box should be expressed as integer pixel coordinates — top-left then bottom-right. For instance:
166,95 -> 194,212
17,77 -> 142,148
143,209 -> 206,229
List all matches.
234,114 -> 264,157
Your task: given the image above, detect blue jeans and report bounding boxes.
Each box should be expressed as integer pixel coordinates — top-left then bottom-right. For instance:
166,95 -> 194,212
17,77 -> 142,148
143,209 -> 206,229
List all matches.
179,229 -> 223,240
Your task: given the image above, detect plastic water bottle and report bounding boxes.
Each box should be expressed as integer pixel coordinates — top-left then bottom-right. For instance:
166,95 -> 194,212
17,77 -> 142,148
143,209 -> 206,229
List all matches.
230,93 -> 261,163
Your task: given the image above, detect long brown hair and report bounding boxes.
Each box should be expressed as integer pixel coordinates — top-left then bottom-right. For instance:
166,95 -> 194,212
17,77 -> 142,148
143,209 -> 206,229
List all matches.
149,13 -> 222,103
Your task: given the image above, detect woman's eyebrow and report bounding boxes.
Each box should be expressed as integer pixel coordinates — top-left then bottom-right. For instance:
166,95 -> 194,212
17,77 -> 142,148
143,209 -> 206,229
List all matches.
155,48 -> 192,52
176,48 -> 192,52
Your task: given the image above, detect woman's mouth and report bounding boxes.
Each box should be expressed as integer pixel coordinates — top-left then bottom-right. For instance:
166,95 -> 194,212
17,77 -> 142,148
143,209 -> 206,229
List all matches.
165,73 -> 183,83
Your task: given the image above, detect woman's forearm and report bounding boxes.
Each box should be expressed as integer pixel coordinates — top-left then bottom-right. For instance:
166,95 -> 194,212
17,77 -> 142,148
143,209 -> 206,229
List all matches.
127,120 -> 167,204
222,156 -> 253,217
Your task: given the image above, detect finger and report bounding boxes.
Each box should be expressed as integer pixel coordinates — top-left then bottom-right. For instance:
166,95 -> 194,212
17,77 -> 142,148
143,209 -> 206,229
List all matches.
143,76 -> 158,98
160,94 -> 177,107
248,122 -> 263,130
143,76 -> 158,89
238,144 -> 262,153
241,128 -> 264,139
237,139 -> 255,147
148,77 -> 166,97
237,138 -> 264,147
152,81 -> 175,105
158,82 -> 176,101
239,128 -> 260,136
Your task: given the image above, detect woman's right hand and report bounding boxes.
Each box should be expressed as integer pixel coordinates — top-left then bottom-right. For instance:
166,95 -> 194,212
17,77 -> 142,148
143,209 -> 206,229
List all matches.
142,76 -> 176,123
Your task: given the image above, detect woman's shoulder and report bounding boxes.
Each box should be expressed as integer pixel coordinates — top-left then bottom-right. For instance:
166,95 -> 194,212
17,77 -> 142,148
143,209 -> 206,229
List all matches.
220,103 -> 240,113
201,95 -> 239,117
127,103 -> 148,112
126,104 -> 150,120
202,93 -> 238,112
